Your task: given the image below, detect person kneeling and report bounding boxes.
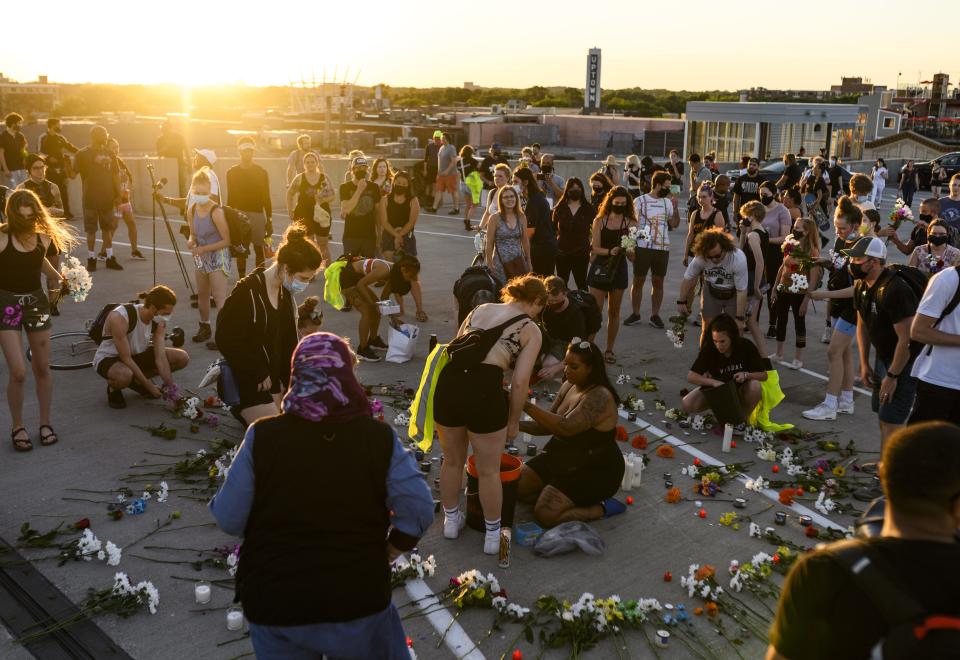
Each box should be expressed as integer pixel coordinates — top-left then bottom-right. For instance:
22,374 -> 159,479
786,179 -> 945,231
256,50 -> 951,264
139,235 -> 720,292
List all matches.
519,340 -> 626,527
94,286 -> 189,409
538,276 -> 601,381
681,314 -> 767,421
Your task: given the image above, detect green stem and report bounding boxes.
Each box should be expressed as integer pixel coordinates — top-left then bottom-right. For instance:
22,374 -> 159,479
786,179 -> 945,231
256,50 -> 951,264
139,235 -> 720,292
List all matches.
216,634 -> 250,647
436,609 -> 462,649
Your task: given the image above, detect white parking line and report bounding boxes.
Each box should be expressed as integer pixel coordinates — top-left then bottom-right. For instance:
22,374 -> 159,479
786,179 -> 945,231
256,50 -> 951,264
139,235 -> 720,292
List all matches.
402,567 -> 484,659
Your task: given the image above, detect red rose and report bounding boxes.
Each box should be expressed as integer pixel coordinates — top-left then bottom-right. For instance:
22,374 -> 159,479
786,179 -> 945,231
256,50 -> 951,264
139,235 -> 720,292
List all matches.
778,488 -> 796,505
805,526 -> 819,538
73,518 -> 91,530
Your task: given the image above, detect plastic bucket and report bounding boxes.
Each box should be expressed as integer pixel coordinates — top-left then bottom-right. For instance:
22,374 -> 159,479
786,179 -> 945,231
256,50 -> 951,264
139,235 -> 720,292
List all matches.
465,453 -> 523,532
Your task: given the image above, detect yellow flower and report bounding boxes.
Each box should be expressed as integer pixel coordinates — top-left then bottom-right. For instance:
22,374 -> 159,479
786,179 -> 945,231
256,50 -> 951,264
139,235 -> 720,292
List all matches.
473,588 -> 486,600
832,465 -> 846,477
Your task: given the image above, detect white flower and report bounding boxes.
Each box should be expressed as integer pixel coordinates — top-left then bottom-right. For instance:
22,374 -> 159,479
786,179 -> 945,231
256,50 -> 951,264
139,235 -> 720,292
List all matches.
142,491 -> 152,501
691,415 -> 705,430
749,522 -> 762,538
492,596 -> 506,609
562,611 -> 574,622
681,465 -> 699,479
157,482 -> 169,503
135,580 -> 160,614
626,397 -> 644,411
77,529 -> 102,560
97,550 -> 106,561
112,572 -> 133,596
105,541 -> 122,566
756,446 -> 777,462
815,491 -> 837,515
751,552 -> 774,569
744,476 -> 769,492
616,373 -> 632,385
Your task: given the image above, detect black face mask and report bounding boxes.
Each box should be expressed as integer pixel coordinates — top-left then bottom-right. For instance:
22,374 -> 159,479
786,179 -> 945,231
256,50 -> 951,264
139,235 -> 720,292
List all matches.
741,217 -> 752,225
541,165 -> 553,174
848,261 -> 870,280
761,192 -> 774,202
929,234 -> 950,246
656,187 -> 670,198
592,187 -> 603,195
567,189 -> 582,201
919,213 -> 933,222
354,168 -> 367,179
793,230 -> 805,240
393,186 -> 408,195
610,204 -> 629,215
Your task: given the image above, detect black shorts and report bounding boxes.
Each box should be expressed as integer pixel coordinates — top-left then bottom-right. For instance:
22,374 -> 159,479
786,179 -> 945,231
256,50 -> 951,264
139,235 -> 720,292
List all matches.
96,349 -> 157,379
632,247 -> 669,278
434,363 -> 507,433
302,218 -> 331,238
525,445 -> 624,506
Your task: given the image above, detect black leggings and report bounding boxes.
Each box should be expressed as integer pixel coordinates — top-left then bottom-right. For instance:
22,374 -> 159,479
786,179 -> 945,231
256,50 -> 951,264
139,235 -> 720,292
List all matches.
775,291 -> 806,347
236,245 -> 265,277
555,252 -> 590,290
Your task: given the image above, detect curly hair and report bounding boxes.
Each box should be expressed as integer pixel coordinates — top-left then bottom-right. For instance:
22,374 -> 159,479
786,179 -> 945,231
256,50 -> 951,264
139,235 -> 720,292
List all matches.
692,227 -> 735,258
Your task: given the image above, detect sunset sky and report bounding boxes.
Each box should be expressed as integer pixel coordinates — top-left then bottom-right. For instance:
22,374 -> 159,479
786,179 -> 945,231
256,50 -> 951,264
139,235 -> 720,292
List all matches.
3,0 -> 957,91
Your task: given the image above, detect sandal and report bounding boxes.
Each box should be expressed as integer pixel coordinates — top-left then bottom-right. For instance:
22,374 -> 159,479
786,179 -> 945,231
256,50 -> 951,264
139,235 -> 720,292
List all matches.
39,425 -> 59,447
604,350 -> 616,365
11,427 -> 32,452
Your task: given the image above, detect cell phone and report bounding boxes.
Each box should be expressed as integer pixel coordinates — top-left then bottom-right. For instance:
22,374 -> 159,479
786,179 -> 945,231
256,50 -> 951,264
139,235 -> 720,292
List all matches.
670,184 -> 681,196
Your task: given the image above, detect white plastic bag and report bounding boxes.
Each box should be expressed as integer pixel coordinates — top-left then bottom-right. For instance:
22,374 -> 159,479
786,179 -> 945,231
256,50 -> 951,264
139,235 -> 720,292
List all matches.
386,323 -> 420,363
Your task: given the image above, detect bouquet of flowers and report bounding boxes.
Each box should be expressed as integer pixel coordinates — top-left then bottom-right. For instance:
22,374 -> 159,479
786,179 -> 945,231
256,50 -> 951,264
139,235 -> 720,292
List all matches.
666,314 -> 687,348
160,384 -> 219,430
888,198 -> 915,230
620,225 -> 650,251
927,251 -> 948,275
787,272 -> 809,293
59,255 -> 93,302
781,237 -> 816,272
390,552 -> 436,589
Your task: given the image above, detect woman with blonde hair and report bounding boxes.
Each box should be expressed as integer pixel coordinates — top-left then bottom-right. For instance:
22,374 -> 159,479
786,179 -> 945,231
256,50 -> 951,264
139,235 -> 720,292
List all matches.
623,155 -> 642,198
1,189 -> 75,450
771,216 -> 821,369
485,185 -> 532,286
286,151 -> 335,265
435,274 -> 545,554
186,168 -> 231,348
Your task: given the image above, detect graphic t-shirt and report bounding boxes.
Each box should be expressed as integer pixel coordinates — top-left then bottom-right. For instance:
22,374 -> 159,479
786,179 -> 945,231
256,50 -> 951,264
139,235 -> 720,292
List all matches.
634,193 -> 674,251
937,197 -> 960,231
339,180 -> 381,241
691,338 -> 766,382
684,249 -> 749,295
732,173 -> 765,210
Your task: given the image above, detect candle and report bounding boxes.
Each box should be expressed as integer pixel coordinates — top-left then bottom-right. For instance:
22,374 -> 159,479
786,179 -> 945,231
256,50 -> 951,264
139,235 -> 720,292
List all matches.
226,608 -> 244,631
656,630 -> 670,648
799,515 -> 813,527
733,498 -> 747,509
194,583 -> 211,604
775,511 -> 787,525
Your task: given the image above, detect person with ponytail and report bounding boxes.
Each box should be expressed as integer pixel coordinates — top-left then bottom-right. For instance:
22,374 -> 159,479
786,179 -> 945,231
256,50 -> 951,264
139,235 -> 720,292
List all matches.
1,189 -> 75,451
215,223 -> 323,425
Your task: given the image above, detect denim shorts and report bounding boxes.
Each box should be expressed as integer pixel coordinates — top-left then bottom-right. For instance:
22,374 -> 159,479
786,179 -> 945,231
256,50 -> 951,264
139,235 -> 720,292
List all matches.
832,316 -> 857,337
871,356 -> 919,424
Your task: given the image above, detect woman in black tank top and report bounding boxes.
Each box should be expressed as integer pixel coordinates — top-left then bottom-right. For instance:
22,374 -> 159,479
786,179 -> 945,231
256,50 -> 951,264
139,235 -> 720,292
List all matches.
0,189 -> 76,451
285,152 -> 334,264
738,200 -> 770,355
685,183 -> 724,263
379,172 -> 419,261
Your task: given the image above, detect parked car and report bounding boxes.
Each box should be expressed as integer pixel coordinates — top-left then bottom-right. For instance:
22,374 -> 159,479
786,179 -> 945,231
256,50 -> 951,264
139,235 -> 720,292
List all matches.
913,152 -> 960,190
726,160 -> 851,192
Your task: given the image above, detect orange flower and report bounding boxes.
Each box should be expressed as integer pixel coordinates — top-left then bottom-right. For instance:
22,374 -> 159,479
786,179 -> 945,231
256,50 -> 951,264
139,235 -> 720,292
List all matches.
706,602 -> 719,617
694,565 -> 716,581
693,607 -> 703,616
664,487 -> 682,503
631,434 -> 648,449
656,445 -> 675,459
615,425 -> 628,442
778,488 -> 797,505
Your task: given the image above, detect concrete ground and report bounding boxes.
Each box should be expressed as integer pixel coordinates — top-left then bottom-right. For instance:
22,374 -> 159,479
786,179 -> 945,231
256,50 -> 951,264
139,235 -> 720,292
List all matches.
0,190 -> 904,659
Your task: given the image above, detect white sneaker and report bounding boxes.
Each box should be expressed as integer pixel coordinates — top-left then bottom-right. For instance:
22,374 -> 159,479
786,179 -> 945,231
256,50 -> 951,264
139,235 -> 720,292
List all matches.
802,402 -> 838,421
781,358 -> 803,370
838,400 -> 855,415
443,512 -> 465,539
483,529 -> 501,555
821,327 -> 832,344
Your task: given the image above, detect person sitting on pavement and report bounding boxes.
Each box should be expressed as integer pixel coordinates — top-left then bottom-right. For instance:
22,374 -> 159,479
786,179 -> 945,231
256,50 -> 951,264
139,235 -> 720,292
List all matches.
296,295 -> 323,339
766,421 -> 960,660
538,275 -> 600,381
209,332 -> 434,660
681,313 -> 768,421
519,339 -> 626,527
94,285 -> 189,409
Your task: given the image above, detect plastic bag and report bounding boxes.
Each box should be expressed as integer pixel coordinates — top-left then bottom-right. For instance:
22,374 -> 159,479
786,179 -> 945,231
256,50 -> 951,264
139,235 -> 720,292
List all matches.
386,323 -> 419,364
532,521 -> 606,557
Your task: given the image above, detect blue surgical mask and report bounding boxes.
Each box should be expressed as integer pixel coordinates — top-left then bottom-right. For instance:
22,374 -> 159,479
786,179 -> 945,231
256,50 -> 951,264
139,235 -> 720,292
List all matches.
193,194 -> 210,205
284,278 -> 309,294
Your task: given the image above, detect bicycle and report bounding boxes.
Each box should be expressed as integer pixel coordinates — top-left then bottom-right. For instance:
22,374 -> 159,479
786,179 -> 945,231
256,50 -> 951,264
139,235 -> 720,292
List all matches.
28,322 -> 186,371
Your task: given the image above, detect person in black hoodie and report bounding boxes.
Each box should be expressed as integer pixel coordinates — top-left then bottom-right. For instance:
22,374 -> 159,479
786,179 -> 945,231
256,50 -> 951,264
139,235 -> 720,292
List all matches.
515,166 -> 556,277
215,224 -> 323,424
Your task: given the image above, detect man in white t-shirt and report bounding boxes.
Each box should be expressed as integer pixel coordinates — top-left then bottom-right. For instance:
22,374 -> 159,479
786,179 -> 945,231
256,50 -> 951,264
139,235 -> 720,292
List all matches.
909,266 -> 960,425
624,171 -> 680,329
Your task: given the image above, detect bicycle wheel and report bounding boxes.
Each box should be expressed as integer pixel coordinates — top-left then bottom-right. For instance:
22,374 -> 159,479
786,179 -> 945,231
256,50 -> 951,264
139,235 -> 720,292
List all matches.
28,331 -> 97,370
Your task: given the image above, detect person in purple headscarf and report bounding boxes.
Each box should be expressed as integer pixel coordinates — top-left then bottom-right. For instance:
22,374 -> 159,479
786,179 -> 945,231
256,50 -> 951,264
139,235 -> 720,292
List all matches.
209,332 -> 434,659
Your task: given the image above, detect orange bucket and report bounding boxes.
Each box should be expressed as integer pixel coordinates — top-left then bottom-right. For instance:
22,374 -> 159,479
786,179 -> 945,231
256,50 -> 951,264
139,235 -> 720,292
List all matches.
465,453 -> 523,531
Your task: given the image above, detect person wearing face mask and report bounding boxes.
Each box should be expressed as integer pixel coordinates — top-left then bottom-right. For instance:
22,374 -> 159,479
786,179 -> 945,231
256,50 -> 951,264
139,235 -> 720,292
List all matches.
625,172 -> 680,330
685,182 -> 725,268
74,125 -> 122,272
908,220 -> 960,276
850,173 -> 883,233
0,113 -> 29,187
514,167 -> 555,277
870,158 -> 888,208
226,137 -> 272,278
678,228 -> 749,346
296,296 -> 324,339
738,201 -> 769,355
883,197 -> 936,257
537,153 -> 564,205
379,171 -> 420,261
804,197 -> 862,420
711,175 -> 733,230
758,182 -> 792,337
37,118 -> 79,220
844,236 -> 922,456
94,286 -> 189,410
770,217 -> 821,370
552,178 -> 595,290
286,151 -> 335,265
731,158 -> 764,218
622,155 -> 641,198
184,168 -> 231,348
339,156 -> 382,258
827,156 -> 843,208
538,276 -> 600,381
588,172 -> 613,208
216,224 -> 323,425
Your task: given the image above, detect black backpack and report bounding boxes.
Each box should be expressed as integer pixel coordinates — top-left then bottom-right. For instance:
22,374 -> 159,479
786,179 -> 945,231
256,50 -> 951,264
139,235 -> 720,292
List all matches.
567,289 -> 603,336
831,539 -> 960,659
446,313 -> 529,367
875,264 -> 928,308
216,204 -> 252,257
453,266 -> 501,326
89,303 -> 138,345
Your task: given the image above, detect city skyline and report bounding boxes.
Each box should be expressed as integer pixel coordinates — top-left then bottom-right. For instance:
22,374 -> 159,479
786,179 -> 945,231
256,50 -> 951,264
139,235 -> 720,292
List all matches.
2,0 -> 957,92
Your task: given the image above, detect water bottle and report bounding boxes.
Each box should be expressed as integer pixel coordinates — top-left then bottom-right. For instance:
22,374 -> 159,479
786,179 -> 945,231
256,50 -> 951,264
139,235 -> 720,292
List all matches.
429,334 -> 438,352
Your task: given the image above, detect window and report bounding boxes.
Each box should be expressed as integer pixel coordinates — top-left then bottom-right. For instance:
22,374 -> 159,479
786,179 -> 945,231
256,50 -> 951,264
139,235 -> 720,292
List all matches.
882,117 -> 896,129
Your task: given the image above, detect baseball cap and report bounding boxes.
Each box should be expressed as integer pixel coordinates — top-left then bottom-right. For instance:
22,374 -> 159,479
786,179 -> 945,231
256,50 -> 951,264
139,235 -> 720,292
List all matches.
841,236 -> 887,259
432,130 -> 443,138
352,156 -> 368,167
194,148 -> 217,166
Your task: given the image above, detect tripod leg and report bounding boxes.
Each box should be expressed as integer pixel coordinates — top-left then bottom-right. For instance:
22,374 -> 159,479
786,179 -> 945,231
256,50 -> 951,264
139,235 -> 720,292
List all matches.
157,200 -> 196,295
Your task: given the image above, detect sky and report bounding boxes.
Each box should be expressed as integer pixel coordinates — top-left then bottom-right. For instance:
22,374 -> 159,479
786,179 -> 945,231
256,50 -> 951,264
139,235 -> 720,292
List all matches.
3,0 -> 958,91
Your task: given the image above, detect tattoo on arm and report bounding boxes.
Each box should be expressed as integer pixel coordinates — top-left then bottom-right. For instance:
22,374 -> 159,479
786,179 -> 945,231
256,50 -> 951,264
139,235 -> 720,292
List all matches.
555,388 -> 609,436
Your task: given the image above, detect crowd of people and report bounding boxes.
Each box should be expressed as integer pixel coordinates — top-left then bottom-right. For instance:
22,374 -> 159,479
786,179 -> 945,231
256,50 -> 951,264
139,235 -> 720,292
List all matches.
2,112 -> 960,658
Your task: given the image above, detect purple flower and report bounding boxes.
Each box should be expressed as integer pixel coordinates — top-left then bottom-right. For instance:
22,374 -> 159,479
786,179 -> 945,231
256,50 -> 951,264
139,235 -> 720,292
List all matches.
815,458 -> 830,471
161,383 -> 181,402
371,399 -> 384,414
204,413 -> 219,428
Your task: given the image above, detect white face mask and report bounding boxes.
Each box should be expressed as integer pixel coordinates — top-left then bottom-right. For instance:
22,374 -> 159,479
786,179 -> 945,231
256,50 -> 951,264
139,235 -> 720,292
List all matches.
155,314 -> 171,324
192,194 -> 211,205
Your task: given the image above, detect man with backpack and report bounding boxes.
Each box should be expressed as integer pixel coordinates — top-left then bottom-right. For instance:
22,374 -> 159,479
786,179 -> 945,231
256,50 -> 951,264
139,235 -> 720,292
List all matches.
844,237 -> 923,447
767,421 -> 960,660
92,286 -> 190,409
538,276 -> 601,380
226,137 -> 272,277
909,266 -> 960,425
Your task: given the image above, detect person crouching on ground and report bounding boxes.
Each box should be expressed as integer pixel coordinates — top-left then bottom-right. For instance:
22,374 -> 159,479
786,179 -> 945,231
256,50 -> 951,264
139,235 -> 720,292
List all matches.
216,224 -> 323,425
297,295 -> 323,339
682,314 -> 768,421
210,332 -> 434,660
538,275 -> 598,381
435,275 -> 545,554
334,254 -> 425,363
519,339 -> 626,527
95,285 -> 189,409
